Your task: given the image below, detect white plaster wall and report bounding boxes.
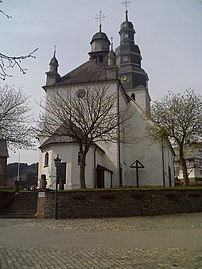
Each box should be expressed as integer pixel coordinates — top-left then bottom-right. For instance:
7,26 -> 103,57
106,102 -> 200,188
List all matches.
124,101 -> 174,187
162,146 -> 175,187
127,86 -> 150,113
104,171 -> 112,188
38,147 -> 56,189
40,79 -> 175,189
38,143 -> 105,190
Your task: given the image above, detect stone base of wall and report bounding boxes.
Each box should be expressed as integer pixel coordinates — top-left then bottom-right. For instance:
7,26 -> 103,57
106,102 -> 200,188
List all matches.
43,189 -> 202,219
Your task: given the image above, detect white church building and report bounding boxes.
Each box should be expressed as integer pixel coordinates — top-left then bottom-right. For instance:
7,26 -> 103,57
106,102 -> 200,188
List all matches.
38,8 -> 175,189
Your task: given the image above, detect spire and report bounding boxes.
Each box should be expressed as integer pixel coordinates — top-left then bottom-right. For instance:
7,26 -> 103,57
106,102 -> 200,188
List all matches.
50,45 -> 58,66
53,45 -> 56,57
96,10 -> 105,32
107,36 -> 117,79
122,0 -> 131,21
89,10 -> 110,65
46,46 -> 60,86
110,37 -> 114,51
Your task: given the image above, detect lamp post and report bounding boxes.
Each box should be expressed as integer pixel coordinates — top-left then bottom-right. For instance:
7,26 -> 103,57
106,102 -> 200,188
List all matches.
54,154 -> 61,220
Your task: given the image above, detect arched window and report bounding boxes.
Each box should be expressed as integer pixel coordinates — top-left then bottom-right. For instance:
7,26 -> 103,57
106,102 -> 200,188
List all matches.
44,152 -> 49,167
131,93 -> 135,101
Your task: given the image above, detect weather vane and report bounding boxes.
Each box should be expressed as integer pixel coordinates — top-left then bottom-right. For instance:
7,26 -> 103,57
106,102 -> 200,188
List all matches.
96,10 -> 105,32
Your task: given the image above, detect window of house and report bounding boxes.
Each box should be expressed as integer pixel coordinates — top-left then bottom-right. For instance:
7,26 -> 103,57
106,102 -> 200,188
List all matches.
200,170 -> 202,176
198,150 -> 202,157
44,152 -> 49,167
195,159 -> 202,167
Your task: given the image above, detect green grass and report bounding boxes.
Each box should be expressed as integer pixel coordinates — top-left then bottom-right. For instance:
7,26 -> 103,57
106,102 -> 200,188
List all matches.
2,186 -> 202,193
58,185 -> 202,192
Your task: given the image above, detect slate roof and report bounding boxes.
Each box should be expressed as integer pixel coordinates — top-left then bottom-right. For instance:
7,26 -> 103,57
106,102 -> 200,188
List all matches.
40,134 -> 76,149
39,121 -> 105,154
57,60 -> 108,85
40,122 -> 82,149
0,141 -> 9,158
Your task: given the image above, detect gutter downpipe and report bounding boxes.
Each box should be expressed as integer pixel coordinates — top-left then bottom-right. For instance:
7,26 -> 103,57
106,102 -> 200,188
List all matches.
117,83 -> 122,187
161,138 -> 166,187
93,146 -> 98,188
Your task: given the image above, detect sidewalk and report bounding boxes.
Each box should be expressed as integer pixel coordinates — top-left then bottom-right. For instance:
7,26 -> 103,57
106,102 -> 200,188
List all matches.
0,213 -> 202,268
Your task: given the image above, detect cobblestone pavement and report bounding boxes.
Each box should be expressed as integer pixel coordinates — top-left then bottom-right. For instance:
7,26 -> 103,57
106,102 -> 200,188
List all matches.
0,213 -> 202,268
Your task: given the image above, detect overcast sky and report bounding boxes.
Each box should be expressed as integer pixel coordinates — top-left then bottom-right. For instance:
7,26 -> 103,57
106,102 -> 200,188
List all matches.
1,0 -> 202,164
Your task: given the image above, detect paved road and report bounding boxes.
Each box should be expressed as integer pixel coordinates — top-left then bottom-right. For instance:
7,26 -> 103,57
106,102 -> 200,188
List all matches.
0,213 -> 202,268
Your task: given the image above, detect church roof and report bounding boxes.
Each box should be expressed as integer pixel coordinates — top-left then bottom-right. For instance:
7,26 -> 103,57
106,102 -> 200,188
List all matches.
40,121 -> 105,154
57,60 -> 108,85
40,134 -> 77,148
0,141 -> 9,158
90,31 -> 110,44
40,133 -> 105,154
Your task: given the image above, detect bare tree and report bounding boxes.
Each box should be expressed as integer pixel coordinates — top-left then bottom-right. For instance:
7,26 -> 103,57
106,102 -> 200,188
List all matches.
0,84 -> 34,149
39,84 -> 132,188
146,89 -> 202,185
0,1 -> 38,80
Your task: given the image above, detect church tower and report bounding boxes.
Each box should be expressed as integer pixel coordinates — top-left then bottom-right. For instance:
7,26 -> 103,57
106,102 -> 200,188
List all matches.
88,11 -> 110,65
115,1 -> 151,112
45,48 -> 60,86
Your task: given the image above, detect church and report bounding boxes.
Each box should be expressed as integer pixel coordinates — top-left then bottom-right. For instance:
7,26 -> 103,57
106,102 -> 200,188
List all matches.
38,5 -> 175,189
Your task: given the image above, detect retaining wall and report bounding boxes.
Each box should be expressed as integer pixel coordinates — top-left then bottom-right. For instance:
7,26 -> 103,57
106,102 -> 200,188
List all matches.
43,189 -> 202,219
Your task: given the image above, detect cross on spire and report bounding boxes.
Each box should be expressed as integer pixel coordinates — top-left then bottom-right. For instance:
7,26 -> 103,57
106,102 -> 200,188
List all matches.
96,10 -> 105,32
54,45 -> 56,57
121,0 -> 131,21
110,37 -> 114,51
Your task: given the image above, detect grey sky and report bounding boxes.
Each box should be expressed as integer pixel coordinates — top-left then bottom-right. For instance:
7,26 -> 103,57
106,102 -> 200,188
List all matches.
1,0 -> 202,164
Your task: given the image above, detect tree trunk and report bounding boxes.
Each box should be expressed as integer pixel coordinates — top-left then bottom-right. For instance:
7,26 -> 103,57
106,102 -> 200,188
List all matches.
180,157 -> 189,186
79,150 -> 87,189
179,146 -> 189,186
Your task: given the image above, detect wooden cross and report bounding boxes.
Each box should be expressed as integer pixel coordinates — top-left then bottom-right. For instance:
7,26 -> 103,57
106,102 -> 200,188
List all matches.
96,10 -> 105,32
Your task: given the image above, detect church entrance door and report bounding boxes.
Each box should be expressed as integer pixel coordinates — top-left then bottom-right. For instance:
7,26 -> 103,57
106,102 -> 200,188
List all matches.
96,165 -> 105,188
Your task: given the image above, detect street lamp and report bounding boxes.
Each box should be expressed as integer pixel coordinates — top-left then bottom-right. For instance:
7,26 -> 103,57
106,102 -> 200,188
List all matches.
54,154 -> 61,220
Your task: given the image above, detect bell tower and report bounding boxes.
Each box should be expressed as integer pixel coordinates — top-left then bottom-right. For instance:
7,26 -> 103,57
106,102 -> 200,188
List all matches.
115,1 -> 150,112
45,47 -> 60,86
88,10 -> 110,65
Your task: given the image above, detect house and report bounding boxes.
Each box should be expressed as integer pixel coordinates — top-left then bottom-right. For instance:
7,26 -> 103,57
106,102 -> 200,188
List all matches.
0,141 -> 9,186
174,144 -> 202,185
38,8 -> 175,189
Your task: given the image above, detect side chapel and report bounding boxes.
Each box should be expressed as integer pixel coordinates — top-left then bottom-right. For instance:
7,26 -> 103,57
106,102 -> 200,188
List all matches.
38,5 -> 175,189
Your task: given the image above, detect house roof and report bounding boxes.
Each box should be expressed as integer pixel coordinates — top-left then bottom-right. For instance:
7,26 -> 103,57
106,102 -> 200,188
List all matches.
56,60 -> 108,85
0,141 -> 9,158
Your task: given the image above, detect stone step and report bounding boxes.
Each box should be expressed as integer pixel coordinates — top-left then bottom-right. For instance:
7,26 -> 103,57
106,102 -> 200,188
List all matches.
0,191 -> 38,219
